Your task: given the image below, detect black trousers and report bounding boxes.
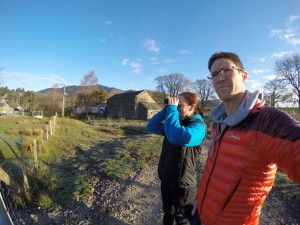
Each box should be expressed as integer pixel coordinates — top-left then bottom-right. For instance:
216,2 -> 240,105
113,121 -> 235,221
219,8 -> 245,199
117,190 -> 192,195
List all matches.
161,181 -> 200,225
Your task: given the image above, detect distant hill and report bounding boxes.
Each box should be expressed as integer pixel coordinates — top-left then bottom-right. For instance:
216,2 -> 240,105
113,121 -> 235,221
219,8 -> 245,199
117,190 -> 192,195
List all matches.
37,85 -> 125,97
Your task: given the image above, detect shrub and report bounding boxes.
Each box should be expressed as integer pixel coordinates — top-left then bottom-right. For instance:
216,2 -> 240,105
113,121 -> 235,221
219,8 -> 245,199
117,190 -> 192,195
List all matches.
22,139 -> 34,151
6,128 -> 19,135
38,194 -> 53,208
23,128 -> 33,136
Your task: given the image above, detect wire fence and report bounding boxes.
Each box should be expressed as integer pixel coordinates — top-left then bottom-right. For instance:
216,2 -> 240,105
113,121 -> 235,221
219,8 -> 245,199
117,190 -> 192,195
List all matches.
0,115 -> 58,225
0,178 -> 24,224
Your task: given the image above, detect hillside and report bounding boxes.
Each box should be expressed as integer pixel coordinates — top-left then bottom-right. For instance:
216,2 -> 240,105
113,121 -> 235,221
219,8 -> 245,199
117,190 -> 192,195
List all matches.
37,85 -> 125,96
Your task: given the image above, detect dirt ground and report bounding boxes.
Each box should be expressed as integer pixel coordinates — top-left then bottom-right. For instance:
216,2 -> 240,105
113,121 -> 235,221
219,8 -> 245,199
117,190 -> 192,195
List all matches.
18,140 -> 300,225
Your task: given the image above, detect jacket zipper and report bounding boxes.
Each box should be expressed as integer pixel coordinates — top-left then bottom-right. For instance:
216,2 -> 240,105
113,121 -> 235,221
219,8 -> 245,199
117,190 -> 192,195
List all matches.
222,178 -> 241,210
199,125 -> 228,215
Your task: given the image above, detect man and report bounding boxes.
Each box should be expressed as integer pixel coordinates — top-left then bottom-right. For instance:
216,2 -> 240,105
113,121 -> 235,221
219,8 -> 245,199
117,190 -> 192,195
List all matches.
194,51 -> 300,224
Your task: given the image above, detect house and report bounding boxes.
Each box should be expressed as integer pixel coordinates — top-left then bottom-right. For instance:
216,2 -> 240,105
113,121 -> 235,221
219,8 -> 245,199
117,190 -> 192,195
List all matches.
0,103 -> 10,116
32,111 -> 43,118
76,103 -> 107,115
106,90 -> 161,120
10,105 -> 24,115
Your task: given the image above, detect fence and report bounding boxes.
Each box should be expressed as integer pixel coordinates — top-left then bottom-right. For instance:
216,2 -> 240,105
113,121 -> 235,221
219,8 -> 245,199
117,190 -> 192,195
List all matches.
0,181 -> 22,225
0,115 -> 57,224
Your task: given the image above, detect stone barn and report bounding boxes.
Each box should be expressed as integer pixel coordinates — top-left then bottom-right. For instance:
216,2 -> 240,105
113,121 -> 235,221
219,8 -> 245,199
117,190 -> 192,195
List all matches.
106,90 -> 161,120
0,103 -> 11,116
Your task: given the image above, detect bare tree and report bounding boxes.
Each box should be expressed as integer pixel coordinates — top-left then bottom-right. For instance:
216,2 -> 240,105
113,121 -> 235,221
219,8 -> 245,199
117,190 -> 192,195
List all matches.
275,54 -> 300,108
193,79 -> 215,109
80,70 -> 99,94
263,77 -> 292,107
79,70 -> 99,115
154,73 -> 190,97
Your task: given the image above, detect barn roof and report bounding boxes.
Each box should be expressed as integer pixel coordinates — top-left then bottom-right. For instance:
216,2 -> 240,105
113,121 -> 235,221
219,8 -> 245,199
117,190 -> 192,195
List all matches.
0,102 -> 10,107
108,90 -> 145,100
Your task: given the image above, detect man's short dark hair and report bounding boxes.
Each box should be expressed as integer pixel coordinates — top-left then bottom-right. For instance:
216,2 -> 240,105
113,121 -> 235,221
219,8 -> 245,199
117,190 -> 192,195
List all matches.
208,52 -> 245,71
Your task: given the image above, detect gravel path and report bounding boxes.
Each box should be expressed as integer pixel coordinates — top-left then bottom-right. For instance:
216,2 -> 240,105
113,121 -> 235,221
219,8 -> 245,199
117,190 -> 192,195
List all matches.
17,140 -> 300,225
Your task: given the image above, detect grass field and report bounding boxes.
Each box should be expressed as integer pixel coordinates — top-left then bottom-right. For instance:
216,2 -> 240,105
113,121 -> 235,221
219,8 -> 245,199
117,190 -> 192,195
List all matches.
0,113 -> 299,209
0,115 -> 163,207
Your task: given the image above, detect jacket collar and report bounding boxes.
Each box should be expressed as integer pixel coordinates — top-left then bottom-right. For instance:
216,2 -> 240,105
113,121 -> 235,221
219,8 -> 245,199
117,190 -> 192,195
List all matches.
210,90 -> 264,127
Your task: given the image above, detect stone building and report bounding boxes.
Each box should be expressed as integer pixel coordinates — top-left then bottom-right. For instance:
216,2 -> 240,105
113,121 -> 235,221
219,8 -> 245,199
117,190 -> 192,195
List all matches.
106,90 -> 161,120
0,103 -> 11,116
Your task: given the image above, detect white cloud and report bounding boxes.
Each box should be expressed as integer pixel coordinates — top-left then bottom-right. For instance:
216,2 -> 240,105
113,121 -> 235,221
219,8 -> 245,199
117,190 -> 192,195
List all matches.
149,57 -> 159,64
271,51 -> 293,58
270,14 -> 300,45
121,58 -> 129,66
3,71 -> 67,91
178,49 -> 192,55
128,81 -> 136,87
252,69 -> 270,74
149,57 -> 157,62
131,62 -> 142,74
121,59 -> 143,74
246,79 -> 264,92
105,21 -> 112,25
249,56 -> 267,63
144,39 -> 160,52
264,75 -> 277,81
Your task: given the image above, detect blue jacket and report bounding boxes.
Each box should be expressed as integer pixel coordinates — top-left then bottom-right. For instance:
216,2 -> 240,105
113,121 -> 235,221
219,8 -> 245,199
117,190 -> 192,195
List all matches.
146,105 -> 206,147
147,105 -> 206,186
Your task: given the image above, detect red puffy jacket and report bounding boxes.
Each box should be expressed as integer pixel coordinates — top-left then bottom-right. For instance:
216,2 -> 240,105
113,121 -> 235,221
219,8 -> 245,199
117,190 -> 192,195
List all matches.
196,105 -> 300,225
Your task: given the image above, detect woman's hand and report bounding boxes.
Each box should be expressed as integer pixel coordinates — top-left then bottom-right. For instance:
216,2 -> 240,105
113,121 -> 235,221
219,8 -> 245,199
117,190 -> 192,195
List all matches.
166,96 -> 179,107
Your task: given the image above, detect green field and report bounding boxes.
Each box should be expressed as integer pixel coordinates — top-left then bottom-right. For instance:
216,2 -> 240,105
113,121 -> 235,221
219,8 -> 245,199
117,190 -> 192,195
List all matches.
0,115 -> 163,207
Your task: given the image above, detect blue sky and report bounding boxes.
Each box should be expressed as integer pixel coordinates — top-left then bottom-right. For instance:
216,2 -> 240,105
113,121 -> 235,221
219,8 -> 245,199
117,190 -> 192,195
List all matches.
0,0 -> 300,92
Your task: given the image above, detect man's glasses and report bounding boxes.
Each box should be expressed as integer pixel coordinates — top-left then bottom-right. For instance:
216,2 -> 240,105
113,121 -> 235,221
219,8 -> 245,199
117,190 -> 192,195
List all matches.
207,66 -> 244,80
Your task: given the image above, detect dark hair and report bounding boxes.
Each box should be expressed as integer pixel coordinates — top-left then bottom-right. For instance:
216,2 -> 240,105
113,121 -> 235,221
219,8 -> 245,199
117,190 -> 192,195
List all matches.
208,51 -> 245,71
179,92 -> 204,117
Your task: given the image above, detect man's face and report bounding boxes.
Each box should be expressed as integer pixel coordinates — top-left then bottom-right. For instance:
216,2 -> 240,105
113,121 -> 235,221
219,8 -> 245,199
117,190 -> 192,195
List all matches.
210,58 -> 247,102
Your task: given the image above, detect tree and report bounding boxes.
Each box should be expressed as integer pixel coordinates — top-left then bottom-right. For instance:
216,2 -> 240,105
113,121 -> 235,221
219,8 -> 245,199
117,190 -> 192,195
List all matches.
41,83 -> 63,116
76,89 -> 109,107
193,79 -> 215,109
80,70 -> 99,94
23,91 -> 40,112
275,54 -> 300,108
263,77 -> 292,107
154,73 -> 190,97
80,70 -> 99,114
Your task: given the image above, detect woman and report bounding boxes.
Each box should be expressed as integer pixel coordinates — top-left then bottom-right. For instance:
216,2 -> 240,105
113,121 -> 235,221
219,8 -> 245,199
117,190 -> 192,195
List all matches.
146,92 -> 206,225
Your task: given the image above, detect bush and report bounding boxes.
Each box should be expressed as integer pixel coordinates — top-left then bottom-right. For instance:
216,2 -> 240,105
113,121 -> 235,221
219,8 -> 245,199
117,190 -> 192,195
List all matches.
38,194 -> 53,208
22,138 -> 34,151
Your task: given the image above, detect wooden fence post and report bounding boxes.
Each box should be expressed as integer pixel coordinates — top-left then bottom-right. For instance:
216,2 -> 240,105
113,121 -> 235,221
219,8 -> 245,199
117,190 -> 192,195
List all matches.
46,127 -> 49,140
49,121 -> 53,136
20,148 -> 30,193
41,128 -> 44,145
33,139 -> 38,171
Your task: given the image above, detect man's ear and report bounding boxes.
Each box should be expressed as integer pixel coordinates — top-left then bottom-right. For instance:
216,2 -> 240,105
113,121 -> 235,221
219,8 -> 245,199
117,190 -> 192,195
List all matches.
242,70 -> 248,82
